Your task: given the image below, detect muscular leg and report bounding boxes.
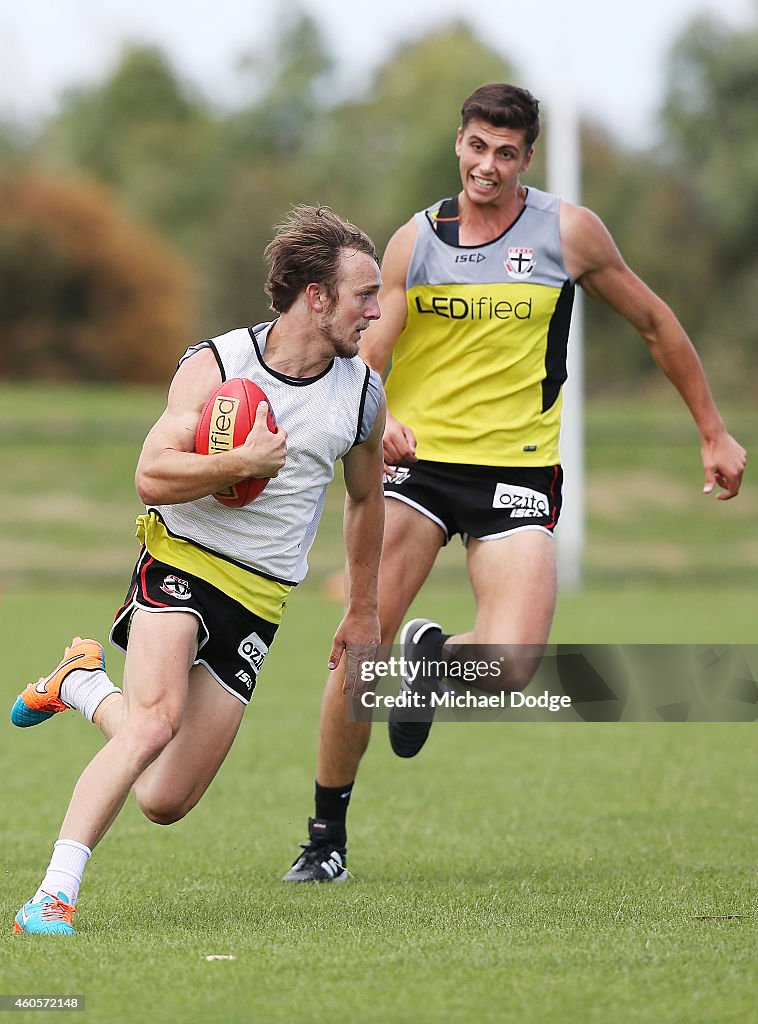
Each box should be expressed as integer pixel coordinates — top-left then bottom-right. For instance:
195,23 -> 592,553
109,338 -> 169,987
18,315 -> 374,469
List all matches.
55,621 -> 246,826
316,499 -> 445,786
284,500 -> 446,879
133,664 -> 245,824
19,606 -> 254,931
57,609 -> 198,848
450,529 -> 557,691
387,529 -> 558,761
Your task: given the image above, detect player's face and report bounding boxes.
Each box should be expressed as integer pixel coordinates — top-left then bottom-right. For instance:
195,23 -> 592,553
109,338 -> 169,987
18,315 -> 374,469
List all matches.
455,120 -> 533,207
321,250 -> 381,358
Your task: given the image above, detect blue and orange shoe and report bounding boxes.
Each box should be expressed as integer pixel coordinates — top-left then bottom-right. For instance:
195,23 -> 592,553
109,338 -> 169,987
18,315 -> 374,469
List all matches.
10,638 -> 105,728
13,892 -> 77,936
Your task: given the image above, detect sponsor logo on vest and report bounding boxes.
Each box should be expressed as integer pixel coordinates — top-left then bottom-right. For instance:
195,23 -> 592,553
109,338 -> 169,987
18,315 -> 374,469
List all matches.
414,295 -> 532,320
238,632 -> 269,674
505,247 -> 536,279
493,482 -> 549,518
454,252 -> 486,263
160,575 -> 192,599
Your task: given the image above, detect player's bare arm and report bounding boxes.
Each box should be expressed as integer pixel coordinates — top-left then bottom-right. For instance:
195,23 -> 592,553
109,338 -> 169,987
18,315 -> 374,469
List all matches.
328,397 -> 386,681
360,219 -> 419,466
561,202 -> 746,499
136,347 -> 287,506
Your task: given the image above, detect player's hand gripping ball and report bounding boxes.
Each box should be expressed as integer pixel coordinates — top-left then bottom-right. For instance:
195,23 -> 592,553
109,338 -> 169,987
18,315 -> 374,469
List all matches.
195,378 -> 277,507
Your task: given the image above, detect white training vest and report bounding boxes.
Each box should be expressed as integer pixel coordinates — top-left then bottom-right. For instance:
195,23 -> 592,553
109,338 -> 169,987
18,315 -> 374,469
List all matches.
154,322 -> 382,585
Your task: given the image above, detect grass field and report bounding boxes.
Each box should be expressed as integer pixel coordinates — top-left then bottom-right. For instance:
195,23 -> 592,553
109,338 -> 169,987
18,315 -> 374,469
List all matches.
0,384 -> 755,1023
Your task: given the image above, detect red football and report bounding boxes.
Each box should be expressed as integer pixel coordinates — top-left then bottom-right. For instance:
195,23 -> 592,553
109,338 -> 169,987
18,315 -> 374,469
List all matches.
195,377 -> 277,507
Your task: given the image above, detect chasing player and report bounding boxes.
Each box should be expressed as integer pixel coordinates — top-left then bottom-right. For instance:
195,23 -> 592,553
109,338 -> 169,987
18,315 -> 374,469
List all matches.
283,83 -> 746,882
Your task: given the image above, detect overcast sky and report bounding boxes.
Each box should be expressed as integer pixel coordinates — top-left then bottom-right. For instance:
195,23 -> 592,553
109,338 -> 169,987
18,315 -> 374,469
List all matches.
1,0 -> 755,145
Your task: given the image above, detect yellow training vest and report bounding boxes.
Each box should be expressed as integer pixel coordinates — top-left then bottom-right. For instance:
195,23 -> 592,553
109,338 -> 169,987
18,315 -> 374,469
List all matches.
384,189 -> 575,467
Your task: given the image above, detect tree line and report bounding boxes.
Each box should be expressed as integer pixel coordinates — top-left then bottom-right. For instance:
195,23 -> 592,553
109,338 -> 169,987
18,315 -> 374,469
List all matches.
0,10 -> 756,395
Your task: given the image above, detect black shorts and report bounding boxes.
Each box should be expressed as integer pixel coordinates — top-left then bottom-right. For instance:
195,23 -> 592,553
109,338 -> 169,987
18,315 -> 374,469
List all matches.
110,549 -> 279,704
383,460 -> 562,544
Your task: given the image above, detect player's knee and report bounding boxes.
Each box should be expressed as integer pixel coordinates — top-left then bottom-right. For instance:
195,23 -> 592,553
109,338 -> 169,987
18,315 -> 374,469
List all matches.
136,787 -> 195,826
140,801 -> 188,826
138,720 -> 177,763
501,657 -> 540,693
119,711 -> 180,773
465,641 -> 545,694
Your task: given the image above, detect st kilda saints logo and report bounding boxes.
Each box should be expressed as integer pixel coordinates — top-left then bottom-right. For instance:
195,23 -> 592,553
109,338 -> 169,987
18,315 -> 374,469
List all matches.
505,247 -> 536,279
160,575 -> 192,600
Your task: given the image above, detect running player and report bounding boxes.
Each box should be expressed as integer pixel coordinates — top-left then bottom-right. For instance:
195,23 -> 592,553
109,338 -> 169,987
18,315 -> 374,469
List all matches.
283,83 -> 746,882
11,205 -> 386,933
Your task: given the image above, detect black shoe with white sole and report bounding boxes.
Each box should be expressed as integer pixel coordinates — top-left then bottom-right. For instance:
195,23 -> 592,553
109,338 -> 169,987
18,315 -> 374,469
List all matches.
388,618 -> 446,759
283,817 -> 348,883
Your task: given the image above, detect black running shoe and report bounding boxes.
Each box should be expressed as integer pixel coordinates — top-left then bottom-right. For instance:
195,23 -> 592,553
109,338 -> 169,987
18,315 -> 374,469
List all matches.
282,817 -> 348,883
388,617 -> 445,758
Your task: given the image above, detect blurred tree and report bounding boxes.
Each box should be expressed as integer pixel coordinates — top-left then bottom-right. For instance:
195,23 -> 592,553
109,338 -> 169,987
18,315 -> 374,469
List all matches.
24,10 -> 339,340
202,21 -> 519,331
225,3 -> 335,160
0,119 -> 27,167
200,6 -> 337,331
663,16 -> 758,259
659,14 -> 758,391
5,8 -> 755,393
50,44 -> 197,177
300,23 -> 523,248
198,167 -> 308,333
0,173 -> 195,382
578,125 -> 717,393
40,45 -> 226,250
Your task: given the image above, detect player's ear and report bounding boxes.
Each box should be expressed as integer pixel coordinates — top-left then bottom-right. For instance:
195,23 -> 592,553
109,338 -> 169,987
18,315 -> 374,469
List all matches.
454,127 -> 464,157
521,147 -> 534,173
305,282 -> 325,312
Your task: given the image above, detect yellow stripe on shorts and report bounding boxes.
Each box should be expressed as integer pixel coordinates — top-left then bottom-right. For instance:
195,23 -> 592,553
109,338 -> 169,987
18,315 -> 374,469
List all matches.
136,512 -> 290,624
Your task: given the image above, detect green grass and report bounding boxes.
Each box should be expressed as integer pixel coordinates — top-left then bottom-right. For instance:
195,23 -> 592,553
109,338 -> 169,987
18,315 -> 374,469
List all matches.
1,382 -> 757,591
0,383 -> 756,1022
1,590 -> 756,1023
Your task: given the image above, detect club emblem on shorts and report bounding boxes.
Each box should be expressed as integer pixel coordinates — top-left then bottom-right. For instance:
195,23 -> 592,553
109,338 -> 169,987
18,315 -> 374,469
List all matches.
160,575 -> 192,600
238,632 -> 269,674
505,247 -> 536,279
385,466 -> 411,486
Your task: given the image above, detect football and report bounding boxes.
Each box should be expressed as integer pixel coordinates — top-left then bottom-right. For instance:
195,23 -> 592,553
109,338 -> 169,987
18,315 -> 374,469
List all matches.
195,377 -> 277,507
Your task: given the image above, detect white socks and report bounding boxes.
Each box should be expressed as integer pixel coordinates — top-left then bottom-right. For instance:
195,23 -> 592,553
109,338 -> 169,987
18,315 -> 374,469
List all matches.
35,840 -> 91,905
61,668 -> 121,723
